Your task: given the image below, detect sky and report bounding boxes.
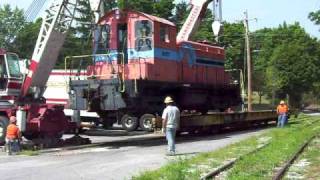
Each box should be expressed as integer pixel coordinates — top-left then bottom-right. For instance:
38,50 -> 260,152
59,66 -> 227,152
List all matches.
0,0 -> 319,38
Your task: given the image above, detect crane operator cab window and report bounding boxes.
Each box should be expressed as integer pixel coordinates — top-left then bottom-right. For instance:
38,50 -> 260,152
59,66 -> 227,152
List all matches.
135,20 -> 153,51
6,53 -> 22,78
0,54 -> 7,90
0,53 -> 22,90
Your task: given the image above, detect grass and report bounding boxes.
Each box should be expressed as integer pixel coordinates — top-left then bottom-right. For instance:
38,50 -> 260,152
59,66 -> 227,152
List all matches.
19,150 -> 39,156
132,114 -> 320,180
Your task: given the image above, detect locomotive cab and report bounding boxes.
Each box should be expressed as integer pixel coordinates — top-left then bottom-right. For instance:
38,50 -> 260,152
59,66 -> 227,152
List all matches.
89,10 -> 177,80
0,49 -> 23,96
94,11 -> 162,57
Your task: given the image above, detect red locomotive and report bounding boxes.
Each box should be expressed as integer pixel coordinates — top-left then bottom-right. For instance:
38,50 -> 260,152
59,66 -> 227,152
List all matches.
68,7 -> 241,131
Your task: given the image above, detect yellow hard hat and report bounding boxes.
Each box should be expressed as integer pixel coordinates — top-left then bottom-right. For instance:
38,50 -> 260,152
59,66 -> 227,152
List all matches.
164,96 -> 174,104
280,100 -> 285,104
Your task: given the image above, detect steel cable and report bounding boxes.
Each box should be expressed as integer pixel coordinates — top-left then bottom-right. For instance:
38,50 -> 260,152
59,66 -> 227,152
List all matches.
24,0 -> 46,22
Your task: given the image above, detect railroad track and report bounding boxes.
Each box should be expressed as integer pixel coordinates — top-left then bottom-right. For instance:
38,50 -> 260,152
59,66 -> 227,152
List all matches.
200,141 -> 271,180
199,117 -> 319,180
272,134 -> 318,180
271,117 -> 319,180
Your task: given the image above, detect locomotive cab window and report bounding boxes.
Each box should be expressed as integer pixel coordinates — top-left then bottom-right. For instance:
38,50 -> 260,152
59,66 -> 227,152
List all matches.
135,20 -> 153,51
97,24 -> 111,53
102,24 -> 111,49
160,25 -> 170,43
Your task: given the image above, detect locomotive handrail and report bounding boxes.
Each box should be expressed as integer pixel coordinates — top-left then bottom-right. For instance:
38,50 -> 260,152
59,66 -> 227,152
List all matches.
64,52 -> 124,77
64,52 -> 126,92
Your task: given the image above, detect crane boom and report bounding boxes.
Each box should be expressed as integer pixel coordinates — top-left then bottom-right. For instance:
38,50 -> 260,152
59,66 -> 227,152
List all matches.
177,0 -> 222,43
22,0 -> 79,98
22,0 -> 110,99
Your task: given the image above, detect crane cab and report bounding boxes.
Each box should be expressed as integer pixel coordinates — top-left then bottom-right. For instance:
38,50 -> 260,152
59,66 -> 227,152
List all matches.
0,49 -> 23,97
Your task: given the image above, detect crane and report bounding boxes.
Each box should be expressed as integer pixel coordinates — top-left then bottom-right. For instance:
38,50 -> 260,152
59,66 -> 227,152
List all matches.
0,0 -> 108,145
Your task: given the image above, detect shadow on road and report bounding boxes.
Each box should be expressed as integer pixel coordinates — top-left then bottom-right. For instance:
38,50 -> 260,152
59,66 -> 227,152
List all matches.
92,126 -> 270,150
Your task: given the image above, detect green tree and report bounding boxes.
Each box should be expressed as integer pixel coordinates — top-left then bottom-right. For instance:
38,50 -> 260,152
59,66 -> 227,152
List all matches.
173,0 -> 188,29
118,0 -> 175,20
75,0 -> 93,42
0,4 -> 26,50
259,23 -> 320,107
309,9 -> 320,26
220,22 -> 245,70
250,28 -> 275,103
14,18 -> 42,58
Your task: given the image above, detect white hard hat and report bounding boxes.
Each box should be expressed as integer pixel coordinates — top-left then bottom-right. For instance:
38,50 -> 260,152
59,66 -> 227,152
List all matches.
280,100 -> 285,104
164,96 -> 174,104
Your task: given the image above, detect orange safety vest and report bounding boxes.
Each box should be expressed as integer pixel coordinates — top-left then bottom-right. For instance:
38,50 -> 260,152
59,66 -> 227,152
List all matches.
277,104 -> 288,114
6,124 -> 20,140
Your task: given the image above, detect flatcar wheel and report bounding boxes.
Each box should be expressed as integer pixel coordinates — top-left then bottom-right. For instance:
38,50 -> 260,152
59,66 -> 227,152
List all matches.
0,116 -> 9,145
139,114 -> 155,132
121,114 -> 138,132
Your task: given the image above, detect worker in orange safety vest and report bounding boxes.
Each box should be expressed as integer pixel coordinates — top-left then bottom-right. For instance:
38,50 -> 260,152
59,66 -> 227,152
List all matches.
276,100 -> 289,128
6,116 -> 22,155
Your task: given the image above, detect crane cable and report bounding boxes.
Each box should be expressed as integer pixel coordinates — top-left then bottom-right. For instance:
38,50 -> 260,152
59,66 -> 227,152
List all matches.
24,0 -> 46,22
24,0 -> 39,18
26,0 -> 46,22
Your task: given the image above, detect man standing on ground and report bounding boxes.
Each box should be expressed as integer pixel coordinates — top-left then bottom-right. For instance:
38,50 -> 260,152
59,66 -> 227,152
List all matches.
162,96 -> 180,156
6,116 -> 21,155
277,100 -> 289,128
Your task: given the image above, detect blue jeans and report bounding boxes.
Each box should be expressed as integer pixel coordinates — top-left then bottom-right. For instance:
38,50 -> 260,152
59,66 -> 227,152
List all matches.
6,139 -> 20,155
166,128 -> 176,153
277,113 -> 287,128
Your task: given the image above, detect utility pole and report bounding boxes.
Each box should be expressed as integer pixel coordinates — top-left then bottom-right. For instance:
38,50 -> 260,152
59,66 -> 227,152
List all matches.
243,10 -> 253,112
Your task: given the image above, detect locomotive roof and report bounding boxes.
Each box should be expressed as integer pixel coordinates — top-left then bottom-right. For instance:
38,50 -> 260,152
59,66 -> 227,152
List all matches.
100,9 -> 176,27
139,11 -> 175,26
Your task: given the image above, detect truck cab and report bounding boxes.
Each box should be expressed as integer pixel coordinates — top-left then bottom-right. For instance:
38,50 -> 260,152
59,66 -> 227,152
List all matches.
0,49 -> 23,97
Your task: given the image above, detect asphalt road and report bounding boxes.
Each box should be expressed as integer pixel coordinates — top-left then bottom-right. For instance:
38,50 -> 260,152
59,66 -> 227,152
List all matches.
0,129 -> 267,180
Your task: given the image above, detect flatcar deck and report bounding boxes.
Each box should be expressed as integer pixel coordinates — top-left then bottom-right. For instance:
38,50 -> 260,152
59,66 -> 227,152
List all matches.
154,111 -> 277,132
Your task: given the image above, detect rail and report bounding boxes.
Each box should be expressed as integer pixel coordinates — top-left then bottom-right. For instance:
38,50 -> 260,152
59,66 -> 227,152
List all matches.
201,142 -> 271,179
272,134 -> 318,180
196,117 -> 319,180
